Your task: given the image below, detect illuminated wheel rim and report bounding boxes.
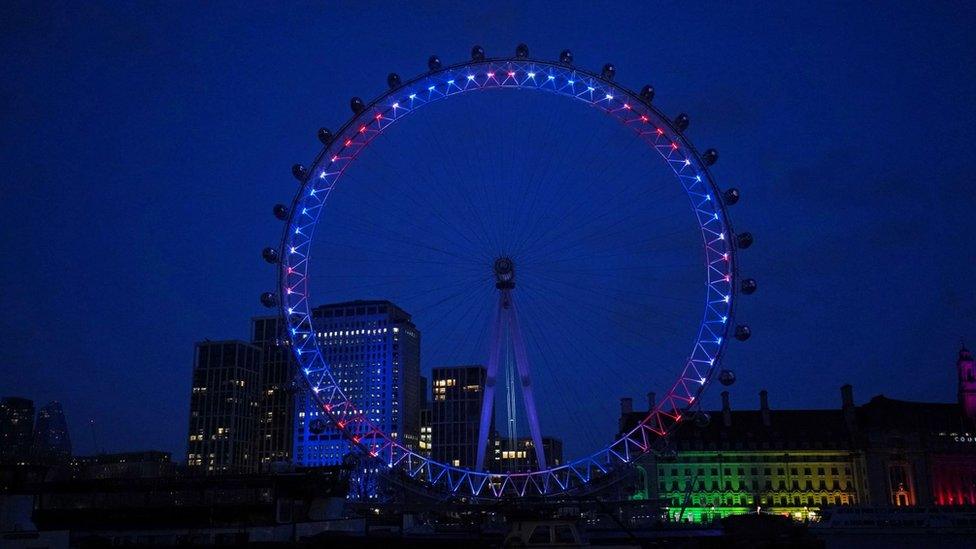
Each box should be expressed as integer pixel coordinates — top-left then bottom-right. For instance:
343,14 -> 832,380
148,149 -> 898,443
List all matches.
277,57 -> 738,498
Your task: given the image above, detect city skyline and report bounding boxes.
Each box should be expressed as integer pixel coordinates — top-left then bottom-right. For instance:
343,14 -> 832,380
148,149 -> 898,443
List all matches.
6,328 -> 971,469
2,2 -> 975,461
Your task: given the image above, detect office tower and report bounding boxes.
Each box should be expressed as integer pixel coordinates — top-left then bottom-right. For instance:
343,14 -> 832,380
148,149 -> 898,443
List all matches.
186,340 -> 261,474
33,401 -> 72,464
251,315 -> 295,469
294,300 -> 421,467
431,365 -> 489,469
0,397 -> 35,464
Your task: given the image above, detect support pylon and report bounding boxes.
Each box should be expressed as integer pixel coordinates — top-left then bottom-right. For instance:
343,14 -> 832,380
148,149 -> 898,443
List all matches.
475,258 -> 547,472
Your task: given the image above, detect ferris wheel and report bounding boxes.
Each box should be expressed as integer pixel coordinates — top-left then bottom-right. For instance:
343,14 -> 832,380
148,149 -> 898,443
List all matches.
261,44 -> 756,498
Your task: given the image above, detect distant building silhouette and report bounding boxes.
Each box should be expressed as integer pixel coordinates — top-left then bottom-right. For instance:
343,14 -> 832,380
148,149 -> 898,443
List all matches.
294,301 -> 421,467
431,365 -> 490,468
0,397 -> 35,464
186,341 -> 261,474
33,401 -> 71,465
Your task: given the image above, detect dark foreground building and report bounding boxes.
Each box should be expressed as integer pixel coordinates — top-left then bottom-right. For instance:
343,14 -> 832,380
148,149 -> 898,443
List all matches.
618,346 -> 976,521
2,469 -> 347,546
71,451 -> 176,480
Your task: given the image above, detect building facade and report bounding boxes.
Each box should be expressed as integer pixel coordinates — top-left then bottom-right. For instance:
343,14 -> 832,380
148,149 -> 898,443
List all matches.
186,340 -> 262,474
251,315 -> 295,470
419,408 -> 432,457
855,393 -> 976,506
621,390 -> 863,522
618,346 -> 976,522
431,365 -> 489,469
33,401 -> 72,465
0,397 -> 35,464
294,301 -> 421,467
496,436 -> 564,473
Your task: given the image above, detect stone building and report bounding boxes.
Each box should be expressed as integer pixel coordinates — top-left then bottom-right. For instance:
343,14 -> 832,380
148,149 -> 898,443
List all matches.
617,346 -> 976,521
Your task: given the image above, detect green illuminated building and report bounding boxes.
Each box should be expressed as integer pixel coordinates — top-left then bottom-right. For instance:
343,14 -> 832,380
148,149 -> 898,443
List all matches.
619,350 -> 976,523
619,389 -> 866,523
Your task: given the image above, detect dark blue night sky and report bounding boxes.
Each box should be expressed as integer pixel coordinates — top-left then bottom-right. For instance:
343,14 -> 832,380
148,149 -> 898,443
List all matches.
2,1 -> 974,459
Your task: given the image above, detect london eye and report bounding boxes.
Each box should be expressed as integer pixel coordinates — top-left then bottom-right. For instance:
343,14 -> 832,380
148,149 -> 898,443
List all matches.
262,44 -> 755,498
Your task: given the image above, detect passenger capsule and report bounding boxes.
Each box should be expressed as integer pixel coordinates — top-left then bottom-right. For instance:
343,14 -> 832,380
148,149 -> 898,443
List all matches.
427,55 -> 441,71
735,325 -> 752,341
737,232 -> 754,249
639,85 -> 655,103
471,45 -> 485,61
718,369 -> 736,386
317,127 -> 333,145
723,188 -> 740,205
350,97 -> 366,114
694,412 -> 711,428
291,164 -> 307,181
674,113 -> 690,132
260,292 -> 277,308
273,204 -> 289,221
516,43 -> 529,59
387,73 -> 401,89
602,63 -> 616,80
262,247 -> 278,264
703,149 -> 719,166
741,278 -> 757,295
559,49 -> 573,64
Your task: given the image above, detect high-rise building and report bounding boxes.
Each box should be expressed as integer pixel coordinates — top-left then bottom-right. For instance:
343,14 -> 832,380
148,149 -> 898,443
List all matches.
0,397 -> 35,464
186,340 -> 261,474
251,315 -> 295,469
294,300 -> 421,467
432,365 -> 489,469
33,401 -> 71,465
